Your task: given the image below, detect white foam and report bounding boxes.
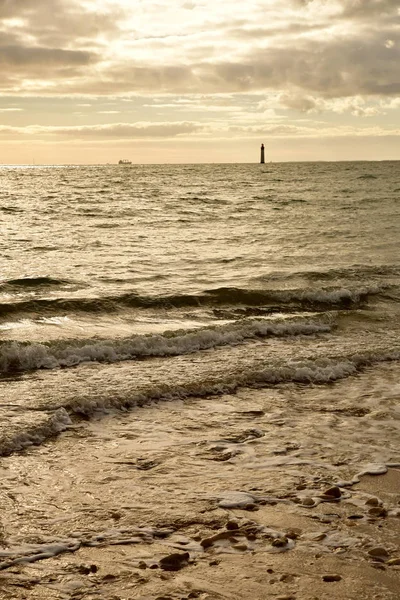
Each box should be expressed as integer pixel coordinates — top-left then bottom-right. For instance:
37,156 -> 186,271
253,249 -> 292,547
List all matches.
0,318 -> 331,373
0,408 -> 72,456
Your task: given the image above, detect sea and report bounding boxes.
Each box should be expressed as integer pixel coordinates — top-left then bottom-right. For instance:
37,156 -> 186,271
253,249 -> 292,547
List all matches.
0,160 -> 399,465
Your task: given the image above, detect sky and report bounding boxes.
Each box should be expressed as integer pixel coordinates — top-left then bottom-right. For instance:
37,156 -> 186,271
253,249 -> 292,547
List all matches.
0,0 -> 399,163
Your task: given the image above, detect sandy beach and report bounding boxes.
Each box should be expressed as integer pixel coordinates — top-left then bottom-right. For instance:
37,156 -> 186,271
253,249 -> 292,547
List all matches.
0,360 -> 399,600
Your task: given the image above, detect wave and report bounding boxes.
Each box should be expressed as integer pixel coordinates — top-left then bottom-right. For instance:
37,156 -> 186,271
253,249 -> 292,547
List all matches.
255,265 -> 400,284
1,348 -> 399,457
0,318 -> 332,374
1,276 -> 71,289
0,285 -> 382,319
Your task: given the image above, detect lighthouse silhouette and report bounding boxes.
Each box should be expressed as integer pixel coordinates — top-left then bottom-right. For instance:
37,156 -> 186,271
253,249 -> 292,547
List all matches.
260,143 -> 265,164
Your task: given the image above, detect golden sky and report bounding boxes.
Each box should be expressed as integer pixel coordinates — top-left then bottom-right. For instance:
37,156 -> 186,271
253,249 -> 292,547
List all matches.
0,0 -> 399,163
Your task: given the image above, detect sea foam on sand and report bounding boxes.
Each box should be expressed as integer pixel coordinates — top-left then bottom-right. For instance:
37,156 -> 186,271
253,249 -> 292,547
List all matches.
0,361 -> 399,599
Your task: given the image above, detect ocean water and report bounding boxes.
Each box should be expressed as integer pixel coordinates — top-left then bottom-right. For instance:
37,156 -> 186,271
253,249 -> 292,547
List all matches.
0,161 -> 399,460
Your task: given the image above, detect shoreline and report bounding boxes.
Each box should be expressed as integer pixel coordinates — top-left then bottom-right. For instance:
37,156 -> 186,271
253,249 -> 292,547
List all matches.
0,365 -> 399,599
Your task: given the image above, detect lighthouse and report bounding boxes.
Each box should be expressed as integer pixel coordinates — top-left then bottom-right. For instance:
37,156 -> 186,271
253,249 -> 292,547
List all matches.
260,143 -> 265,164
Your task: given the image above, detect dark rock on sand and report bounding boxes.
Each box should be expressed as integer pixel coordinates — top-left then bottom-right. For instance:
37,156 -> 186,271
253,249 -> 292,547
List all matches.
323,486 -> 342,498
322,574 -> 342,582
159,552 -> 190,571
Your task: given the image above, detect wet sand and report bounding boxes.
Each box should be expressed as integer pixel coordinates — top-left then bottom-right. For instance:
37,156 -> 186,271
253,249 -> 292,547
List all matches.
0,364 -> 399,599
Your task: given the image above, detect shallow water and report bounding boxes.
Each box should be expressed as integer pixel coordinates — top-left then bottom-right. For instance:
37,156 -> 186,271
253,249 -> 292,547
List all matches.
1,161 -> 400,598
1,161 -> 400,454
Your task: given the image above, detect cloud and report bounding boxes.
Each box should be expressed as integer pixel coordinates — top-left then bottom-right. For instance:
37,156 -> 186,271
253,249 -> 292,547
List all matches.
0,121 -> 203,139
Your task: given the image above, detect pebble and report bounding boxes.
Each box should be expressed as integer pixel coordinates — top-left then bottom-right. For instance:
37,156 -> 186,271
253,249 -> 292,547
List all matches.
286,528 -> 302,539
159,552 -> 190,571
324,486 -> 341,498
277,596 -> 296,600
368,507 -> 387,517
387,558 -> 400,566
302,497 -> 315,507
322,574 -> 342,582
201,531 -> 236,548
367,547 -> 389,559
296,484 -> 307,491
365,497 -> 380,506
272,537 -> 288,547
226,520 -> 240,530
244,503 -> 259,511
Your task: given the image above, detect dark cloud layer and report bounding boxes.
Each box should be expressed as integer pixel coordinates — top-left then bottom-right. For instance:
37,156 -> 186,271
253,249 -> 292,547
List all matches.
0,0 -> 398,103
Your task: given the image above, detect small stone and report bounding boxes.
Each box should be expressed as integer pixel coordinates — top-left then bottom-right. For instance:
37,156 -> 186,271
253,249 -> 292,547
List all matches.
138,561 -> 147,570
266,568 -> 274,574
200,531 -> 236,549
277,596 -> 296,600
365,497 -> 380,506
286,528 -> 302,539
272,537 -> 288,547
226,520 -> 240,530
302,497 -> 315,507
367,547 -> 389,559
368,507 -> 387,517
322,574 -> 342,582
387,558 -> 400,566
347,514 -> 363,520
244,503 -> 259,511
247,532 -> 257,541
324,486 -> 341,498
77,565 -> 96,575
159,552 -> 190,572
209,559 -> 220,566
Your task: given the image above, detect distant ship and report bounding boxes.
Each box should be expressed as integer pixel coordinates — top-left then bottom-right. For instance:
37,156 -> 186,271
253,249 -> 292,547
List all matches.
118,159 -> 132,165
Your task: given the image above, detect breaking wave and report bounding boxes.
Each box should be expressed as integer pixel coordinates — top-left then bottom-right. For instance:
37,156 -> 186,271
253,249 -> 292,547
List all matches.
1,348 -> 399,457
0,318 -> 332,374
0,285 -> 382,319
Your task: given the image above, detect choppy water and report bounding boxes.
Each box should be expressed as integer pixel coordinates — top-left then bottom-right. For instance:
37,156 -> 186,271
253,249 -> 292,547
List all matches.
1,161 -> 400,457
